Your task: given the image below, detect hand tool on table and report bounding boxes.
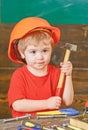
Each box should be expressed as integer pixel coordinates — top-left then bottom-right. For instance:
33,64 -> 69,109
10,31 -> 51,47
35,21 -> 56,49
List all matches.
21,120 -> 42,130
59,108 -> 79,116
2,114 -> 31,123
37,114 -> 67,119
36,110 -> 67,119
17,120 -> 53,130
37,110 -> 64,115
56,43 -> 77,97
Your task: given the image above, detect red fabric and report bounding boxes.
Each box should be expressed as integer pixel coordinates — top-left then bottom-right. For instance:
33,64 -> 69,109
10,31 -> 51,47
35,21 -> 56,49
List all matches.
8,64 -> 61,117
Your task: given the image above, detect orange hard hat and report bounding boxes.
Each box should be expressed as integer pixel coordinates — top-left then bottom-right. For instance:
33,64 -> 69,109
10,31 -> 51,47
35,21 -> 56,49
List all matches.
8,17 -> 60,63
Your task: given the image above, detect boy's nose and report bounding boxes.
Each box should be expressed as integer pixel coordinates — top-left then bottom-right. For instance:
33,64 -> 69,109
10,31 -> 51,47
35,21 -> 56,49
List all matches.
36,52 -> 43,59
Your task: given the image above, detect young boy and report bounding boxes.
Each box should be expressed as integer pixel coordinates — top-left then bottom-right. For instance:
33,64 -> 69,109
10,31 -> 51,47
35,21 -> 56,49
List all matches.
8,17 -> 74,117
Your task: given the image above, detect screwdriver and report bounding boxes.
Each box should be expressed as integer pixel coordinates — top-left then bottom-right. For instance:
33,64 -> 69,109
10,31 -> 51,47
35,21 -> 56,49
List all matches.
18,120 -> 53,130
22,120 -> 42,130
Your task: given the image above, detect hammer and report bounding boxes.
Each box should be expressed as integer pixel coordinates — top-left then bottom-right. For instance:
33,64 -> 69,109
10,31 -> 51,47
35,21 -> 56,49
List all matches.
56,43 -> 77,97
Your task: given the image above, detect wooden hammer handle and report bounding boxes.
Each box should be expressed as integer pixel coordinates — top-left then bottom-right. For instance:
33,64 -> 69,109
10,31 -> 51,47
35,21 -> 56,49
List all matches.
56,49 -> 71,97
57,49 -> 71,89
63,49 -> 71,62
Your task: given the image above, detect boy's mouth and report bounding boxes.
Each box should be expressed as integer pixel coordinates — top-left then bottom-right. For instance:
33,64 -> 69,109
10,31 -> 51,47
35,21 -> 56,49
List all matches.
36,62 -> 44,65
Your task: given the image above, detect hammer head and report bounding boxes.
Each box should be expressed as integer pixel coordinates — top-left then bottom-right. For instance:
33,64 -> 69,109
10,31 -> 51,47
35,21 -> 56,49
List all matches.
65,43 -> 77,51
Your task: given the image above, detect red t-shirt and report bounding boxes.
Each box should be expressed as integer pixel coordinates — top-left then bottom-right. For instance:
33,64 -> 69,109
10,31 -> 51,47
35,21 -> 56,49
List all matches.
8,64 -> 61,117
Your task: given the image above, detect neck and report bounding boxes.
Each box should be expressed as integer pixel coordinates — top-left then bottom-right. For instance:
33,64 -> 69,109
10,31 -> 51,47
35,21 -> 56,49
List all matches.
27,65 -> 48,76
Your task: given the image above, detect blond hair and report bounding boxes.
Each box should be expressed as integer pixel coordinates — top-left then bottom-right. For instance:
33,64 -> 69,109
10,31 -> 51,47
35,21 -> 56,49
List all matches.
18,30 -> 54,54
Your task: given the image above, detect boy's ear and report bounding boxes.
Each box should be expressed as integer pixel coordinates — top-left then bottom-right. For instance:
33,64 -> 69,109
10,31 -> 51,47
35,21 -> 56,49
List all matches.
19,51 -> 25,59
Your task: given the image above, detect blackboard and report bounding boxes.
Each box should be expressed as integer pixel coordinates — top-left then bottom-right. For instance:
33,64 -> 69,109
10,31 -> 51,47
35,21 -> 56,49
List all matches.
0,0 -> 88,24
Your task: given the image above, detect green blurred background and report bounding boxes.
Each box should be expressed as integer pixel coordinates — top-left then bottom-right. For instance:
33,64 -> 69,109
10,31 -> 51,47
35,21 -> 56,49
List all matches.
0,0 -> 88,24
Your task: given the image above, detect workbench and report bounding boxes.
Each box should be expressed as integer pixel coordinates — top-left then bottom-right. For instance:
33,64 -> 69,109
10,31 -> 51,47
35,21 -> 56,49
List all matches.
0,114 -> 88,130
0,116 -> 71,130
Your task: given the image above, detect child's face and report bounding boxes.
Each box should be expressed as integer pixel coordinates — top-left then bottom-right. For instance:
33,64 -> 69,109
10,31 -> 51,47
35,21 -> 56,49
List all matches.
23,42 -> 52,71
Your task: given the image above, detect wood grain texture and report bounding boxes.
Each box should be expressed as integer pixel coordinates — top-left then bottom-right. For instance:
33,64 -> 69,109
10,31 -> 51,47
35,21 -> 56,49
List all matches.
70,118 -> 88,130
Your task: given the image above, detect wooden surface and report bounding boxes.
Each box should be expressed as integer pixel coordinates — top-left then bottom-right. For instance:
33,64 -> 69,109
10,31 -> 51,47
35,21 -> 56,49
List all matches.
70,118 -> 88,130
0,114 -> 88,130
0,117 -> 72,130
0,24 -> 88,119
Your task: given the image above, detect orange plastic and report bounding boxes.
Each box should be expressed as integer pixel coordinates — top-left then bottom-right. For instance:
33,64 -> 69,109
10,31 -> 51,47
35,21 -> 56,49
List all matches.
8,17 -> 60,63
85,101 -> 88,107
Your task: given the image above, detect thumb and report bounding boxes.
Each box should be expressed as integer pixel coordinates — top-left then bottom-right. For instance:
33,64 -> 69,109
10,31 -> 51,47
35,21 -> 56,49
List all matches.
60,62 -> 63,67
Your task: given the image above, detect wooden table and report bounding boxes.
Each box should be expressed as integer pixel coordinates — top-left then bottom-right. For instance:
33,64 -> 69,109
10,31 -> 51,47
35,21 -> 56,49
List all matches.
0,117 -> 69,130
0,113 -> 88,130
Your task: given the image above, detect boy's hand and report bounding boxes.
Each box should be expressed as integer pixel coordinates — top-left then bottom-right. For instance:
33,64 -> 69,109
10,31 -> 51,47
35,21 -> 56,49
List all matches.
46,96 -> 61,109
60,61 -> 73,76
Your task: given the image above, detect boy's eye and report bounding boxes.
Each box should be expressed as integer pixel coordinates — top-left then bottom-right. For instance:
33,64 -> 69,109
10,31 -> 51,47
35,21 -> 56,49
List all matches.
43,50 -> 47,52
31,50 -> 36,54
